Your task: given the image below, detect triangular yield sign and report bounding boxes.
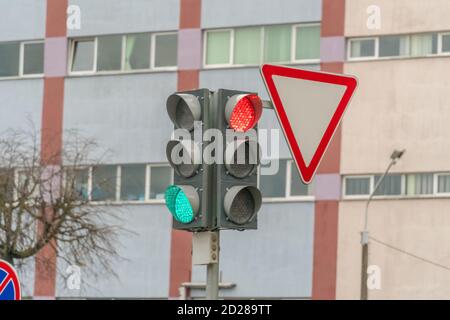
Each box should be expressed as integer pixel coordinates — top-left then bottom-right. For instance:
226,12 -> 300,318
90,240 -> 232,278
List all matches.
261,64 -> 357,184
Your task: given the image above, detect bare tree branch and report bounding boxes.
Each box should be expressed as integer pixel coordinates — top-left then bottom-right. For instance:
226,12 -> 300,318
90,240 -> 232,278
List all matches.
0,125 -> 127,282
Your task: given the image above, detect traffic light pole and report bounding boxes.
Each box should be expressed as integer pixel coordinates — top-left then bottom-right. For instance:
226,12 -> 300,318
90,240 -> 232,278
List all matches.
206,231 -> 220,300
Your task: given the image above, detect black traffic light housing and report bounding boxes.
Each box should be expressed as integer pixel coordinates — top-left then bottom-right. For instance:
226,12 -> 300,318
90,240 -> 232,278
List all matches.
165,89 -> 213,231
214,89 -> 262,230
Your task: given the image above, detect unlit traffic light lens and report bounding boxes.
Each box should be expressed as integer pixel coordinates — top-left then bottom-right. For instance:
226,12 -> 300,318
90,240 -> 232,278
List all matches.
167,94 -> 201,131
166,140 -> 201,178
223,186 -> 261,225
225,140 -> 260,178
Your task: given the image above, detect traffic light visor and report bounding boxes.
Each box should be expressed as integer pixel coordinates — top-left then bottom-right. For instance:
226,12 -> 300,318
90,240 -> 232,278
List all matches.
167,93 -> 201,131
166,140 -> 201,178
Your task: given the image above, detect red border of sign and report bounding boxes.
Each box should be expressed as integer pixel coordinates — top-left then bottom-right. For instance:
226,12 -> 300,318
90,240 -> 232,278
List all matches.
0,260 -> 21,300
261,64 -> 357,184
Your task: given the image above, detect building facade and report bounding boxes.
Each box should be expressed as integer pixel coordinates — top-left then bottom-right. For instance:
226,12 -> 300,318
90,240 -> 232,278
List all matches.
0,0 -> 449,299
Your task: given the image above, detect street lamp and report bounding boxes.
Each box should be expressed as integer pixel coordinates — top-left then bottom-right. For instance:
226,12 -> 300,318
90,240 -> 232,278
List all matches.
360,149 -> 405,300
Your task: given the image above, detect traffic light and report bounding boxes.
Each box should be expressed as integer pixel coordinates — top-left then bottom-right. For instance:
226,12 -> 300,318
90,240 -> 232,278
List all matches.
215,89 -> 263,230
164,89 -> 213,231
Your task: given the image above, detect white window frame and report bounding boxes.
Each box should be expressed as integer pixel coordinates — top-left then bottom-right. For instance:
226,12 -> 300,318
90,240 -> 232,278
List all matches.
435,173 -> 450,196
116,164 -> 148,203
20,40 -> 45,78
438,32 -> 450,55
65,166 -> 92,202
95,34 -> 126,75
259,159 -> 313,203
146,163 -> 173,204
404,172 -> 435,198
377,34 -> 410,60
409,32 -> 439,58
0,41 -> 39,81
231,26 -> 264,68
291,23 -> 321,64
347,37 -> 379,61
70,32 -> 180,76
122,33 -> 153,73
90,164 -> 119,204
203,28 -> 234,68
342,175 -> 373,200
262,24 -> 293,65
69,37 -> 97,75
151,32 -> 178,71
371,173 -> 405,199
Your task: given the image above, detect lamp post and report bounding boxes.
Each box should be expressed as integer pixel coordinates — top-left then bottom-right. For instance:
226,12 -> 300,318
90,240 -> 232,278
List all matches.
360,149 -> 405,300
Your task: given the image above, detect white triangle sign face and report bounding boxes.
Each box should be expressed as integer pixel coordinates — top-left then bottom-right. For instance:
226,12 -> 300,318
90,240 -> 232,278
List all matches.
261,64 -> 357,184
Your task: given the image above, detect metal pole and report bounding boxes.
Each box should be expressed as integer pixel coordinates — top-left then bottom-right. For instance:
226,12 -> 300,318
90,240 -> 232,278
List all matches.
360,159 -> 396,300
206,231 -> 220,300
360,242 -> 369,300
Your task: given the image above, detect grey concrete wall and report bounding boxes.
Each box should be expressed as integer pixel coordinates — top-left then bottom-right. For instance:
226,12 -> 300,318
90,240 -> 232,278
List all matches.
56,204 -> 172,298
191,202 -> 315,298
202,0 -> 321,29
68,0 -> 180,37
63,73 -> 177,164
0,79 -> 43,132
0,0 -> 46,42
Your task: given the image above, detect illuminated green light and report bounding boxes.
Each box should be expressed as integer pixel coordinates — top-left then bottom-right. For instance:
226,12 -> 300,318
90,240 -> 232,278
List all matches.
165,185 -> 195,224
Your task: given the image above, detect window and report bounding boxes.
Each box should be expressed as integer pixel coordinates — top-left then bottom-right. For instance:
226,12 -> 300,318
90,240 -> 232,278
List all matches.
23,42 -> 44,75
295,25 -> 320,61
0,42 -> 20,77
153,33 -> 178,68
345,177 -> 371,196
348,31 -> 450,61
406,173 -> 433,195
71,39 -> 95,72
97,35 -> 122,71
349,39 -> 376,58
259,159 -> 287,198
91,165 -> 117,201
120,164 -> 146,201
125,33 -> 150,70
71,32 -> 177,74
17,170 -> 33,196
0,170 -> 14,201
149,166 -> 172,200
289,161 -> 313,196
73,168 -> 89,200
374,174 -> 402,196
204,23 -> 320,67
410,33 -> 437,57
441,34 -> 450,53
205,30 -> 231,66
263,25 -> 291,63
234,27 -> 261,65
437,175 -> 450,194
379,35 -> 408,57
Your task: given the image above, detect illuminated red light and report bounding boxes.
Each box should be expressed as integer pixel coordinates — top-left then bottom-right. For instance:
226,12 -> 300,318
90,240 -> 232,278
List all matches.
229,95 -> 261,132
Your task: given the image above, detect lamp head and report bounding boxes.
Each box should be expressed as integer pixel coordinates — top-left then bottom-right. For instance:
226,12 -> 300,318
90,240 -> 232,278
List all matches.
390,149 -> 406,161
